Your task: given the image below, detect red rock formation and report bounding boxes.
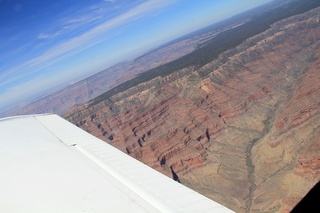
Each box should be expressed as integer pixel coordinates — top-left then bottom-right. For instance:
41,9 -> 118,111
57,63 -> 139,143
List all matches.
67,8 -> 320,212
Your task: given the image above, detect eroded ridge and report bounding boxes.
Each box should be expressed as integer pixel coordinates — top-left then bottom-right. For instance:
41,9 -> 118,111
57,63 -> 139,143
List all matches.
67,8 -> 320,212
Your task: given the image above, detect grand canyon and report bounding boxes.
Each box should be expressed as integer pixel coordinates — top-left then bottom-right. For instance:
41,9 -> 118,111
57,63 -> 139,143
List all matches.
6,0 -> 320,212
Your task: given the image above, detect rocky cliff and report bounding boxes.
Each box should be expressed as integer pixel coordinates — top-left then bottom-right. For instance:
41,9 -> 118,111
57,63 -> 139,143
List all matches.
66,7 -> 320,212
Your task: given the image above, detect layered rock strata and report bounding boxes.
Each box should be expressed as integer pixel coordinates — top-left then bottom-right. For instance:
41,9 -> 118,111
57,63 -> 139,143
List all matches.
67,8 -> 320,212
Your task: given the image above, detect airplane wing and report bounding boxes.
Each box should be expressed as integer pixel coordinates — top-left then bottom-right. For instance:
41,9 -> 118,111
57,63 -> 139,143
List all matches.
0,114 -> 234,213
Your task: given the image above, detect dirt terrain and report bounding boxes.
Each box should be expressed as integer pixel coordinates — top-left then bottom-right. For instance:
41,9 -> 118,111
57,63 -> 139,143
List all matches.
67,7 -> 320,212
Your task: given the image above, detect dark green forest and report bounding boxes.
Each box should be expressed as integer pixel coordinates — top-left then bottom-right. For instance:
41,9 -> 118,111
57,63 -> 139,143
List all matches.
90,0 -> 320,106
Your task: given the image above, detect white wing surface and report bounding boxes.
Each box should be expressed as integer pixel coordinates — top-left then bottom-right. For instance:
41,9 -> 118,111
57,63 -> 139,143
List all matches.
0,114 -> 234,213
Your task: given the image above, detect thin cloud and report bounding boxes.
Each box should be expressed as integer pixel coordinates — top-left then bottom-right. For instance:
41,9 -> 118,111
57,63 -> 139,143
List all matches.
0,0 -> 177,88
38,31 -> 61,39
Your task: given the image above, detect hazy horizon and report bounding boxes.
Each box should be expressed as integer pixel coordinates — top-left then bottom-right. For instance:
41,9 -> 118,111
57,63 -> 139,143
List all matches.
0,0 -> 273,113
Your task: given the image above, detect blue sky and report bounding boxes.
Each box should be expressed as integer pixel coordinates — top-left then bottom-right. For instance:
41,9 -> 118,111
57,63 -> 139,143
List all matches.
0,0 -> 272,112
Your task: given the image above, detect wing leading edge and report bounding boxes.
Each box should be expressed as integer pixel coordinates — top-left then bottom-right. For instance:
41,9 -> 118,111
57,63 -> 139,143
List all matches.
0,114 -> 234,213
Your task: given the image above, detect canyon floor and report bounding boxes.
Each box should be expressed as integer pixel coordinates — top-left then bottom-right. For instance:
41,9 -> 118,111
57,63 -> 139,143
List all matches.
66,3 -> 320,213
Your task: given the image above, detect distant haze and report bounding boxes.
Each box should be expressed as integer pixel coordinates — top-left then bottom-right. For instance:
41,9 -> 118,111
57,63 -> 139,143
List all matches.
0,0 -> 272,112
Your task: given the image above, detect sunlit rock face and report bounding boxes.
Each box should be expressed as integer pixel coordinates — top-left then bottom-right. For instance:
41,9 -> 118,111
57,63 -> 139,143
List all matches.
67,8 -> 320,212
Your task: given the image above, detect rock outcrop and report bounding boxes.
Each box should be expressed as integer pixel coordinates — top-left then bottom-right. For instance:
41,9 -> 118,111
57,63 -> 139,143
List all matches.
67,8 -> 320,212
